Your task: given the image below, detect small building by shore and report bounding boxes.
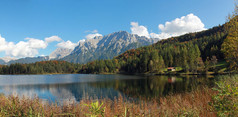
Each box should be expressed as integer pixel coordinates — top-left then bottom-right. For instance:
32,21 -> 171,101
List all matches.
167,67 -> 176,71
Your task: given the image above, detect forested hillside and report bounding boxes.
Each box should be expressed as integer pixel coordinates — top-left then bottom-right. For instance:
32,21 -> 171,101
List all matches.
157,25 -> 225,60
0,22 -> 234,75
78,24 -> 227,74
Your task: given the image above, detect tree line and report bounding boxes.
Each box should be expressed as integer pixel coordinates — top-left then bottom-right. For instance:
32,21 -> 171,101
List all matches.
0,61 -> 82,74
0,7 -> 237,75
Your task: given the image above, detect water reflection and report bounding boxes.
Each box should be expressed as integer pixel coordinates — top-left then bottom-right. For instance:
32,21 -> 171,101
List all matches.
0,74 -> 215,102
89,75 -> 214,99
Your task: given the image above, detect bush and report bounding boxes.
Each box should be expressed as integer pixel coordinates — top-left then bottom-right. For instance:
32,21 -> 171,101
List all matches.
210,75 -> 238,116
84,101 -> 105,117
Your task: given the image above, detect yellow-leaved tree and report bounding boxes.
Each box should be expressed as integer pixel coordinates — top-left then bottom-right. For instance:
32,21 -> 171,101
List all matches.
221,1 -> 238,70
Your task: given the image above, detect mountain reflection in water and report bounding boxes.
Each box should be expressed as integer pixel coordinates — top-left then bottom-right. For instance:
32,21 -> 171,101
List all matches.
0,74 -> 215,102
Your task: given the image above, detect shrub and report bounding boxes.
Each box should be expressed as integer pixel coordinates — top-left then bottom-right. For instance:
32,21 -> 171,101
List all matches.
84,101 -> 105,117
210,75 -> 238,116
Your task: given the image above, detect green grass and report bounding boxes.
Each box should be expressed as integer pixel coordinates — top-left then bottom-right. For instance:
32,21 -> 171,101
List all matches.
215,61 -> 227,67
159,61 -> 230,75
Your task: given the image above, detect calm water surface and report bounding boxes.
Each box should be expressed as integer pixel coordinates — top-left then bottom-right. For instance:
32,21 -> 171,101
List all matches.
0,74 -> 215,102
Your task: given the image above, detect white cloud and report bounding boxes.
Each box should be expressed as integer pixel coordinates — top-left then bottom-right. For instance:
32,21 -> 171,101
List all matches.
85,33 -> 102,39
6,38 -> 48,58
8,42 -> 37,57
155,13 -> 206,39
0,35 -> 62,58
130,13 -> 206,39
85,29 -> 99,33
25,38 -> 48,49
0,35 -> 11,52
149,33 -> 160,38
45,36 -> 62,43
92,30 -> 98,33
130,22 -> 150,38
149,32 -> 172,39
56,40 -> 79,50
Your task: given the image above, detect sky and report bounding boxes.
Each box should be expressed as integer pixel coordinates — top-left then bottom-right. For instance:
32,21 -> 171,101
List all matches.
0,0 -> 235,58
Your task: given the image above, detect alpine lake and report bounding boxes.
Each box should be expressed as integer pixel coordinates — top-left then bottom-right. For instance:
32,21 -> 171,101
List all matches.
0,74 -> 216,103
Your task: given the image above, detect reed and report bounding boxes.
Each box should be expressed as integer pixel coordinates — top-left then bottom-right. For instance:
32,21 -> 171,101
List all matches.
0,75 -> 237,117
0,88 -> 214,117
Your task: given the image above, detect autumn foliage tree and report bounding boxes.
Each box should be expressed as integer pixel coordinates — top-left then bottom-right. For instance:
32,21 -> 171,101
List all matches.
221,2 -> 238,70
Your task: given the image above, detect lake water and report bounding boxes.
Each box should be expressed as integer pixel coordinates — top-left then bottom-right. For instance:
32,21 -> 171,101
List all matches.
0,74 -> 215,103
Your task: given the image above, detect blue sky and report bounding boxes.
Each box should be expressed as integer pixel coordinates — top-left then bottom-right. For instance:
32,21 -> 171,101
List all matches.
0,0 -> 235,58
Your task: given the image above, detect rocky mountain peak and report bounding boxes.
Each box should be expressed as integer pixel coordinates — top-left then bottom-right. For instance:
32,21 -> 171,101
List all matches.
63,31 -> 160,63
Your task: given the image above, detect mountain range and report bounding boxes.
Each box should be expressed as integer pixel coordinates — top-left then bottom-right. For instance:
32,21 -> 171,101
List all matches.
0,31 -> 160,65
63,31 -> 159,63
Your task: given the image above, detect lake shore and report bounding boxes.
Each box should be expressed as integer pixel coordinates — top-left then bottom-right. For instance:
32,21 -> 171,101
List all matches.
0,75 -> 237,117
0,84 -> 216,116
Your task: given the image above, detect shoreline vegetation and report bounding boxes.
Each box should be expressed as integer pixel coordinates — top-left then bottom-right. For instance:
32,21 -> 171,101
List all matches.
0,75 -> 237,116
0,60 -> 235,75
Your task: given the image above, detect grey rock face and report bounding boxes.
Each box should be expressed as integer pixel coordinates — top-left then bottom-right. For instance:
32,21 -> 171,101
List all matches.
63,31 -> 159,63
49,48 -> 73,60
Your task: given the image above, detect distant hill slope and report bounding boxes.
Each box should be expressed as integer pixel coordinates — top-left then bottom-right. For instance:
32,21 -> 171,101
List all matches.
7,56 -> 50,65
0,59 -> 6,65
63,31 -> 159,63
0,49 -> 72,65
0,57 -> 17,64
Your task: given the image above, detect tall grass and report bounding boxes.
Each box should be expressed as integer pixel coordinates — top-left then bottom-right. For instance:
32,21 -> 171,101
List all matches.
0,75 -> 237,117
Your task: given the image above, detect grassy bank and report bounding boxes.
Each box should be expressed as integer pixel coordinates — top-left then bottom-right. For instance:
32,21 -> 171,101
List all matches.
0,75 -> 237,117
